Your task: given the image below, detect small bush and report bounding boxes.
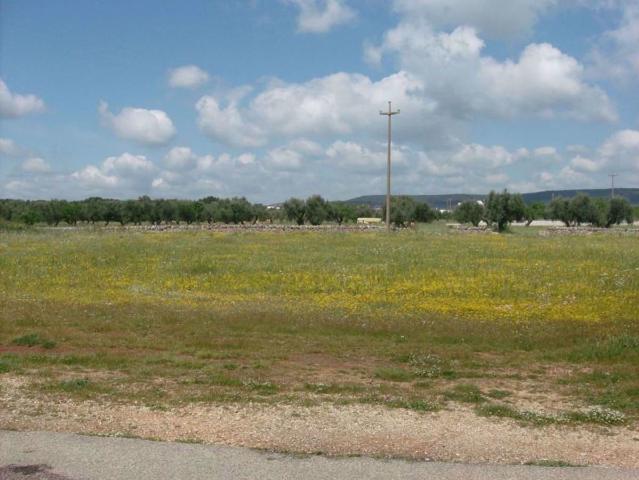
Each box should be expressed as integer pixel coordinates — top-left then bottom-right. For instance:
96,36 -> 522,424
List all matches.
11,333 -> 56,349
243,379 -> 278,395
374,367 -> 413,382
563,407 -> 626,426
58,378 -> 90,391
387,398 -> 439,412
444,384 -> 484,403
12,334 -> 42,347
487,389 -> 512,399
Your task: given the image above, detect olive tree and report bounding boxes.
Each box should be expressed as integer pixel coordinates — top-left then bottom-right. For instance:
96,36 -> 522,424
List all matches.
283,197 -> 306,225
485,190 -> 526,232
454,201 -> 484,226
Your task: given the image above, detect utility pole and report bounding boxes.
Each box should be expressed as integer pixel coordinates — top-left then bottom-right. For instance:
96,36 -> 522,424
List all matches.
609,173 -> 618,199
380,101 -> 400,232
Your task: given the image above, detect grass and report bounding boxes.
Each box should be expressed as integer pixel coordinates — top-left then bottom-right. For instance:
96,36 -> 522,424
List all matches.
476,402 -> 627,426
444,384 -> 484,403
11,334 -> 56,349
0,226 -> 638,420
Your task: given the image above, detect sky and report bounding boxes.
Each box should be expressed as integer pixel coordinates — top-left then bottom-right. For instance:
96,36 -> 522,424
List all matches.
1,0 -> 638,203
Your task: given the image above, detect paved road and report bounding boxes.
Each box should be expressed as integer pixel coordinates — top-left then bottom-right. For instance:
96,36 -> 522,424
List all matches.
1,430 -> 638,480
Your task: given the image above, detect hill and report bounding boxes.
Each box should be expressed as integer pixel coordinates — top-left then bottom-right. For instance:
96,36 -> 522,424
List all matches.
346,188 -> 639,209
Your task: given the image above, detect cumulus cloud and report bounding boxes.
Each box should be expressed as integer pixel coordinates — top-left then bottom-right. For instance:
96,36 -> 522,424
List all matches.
98,101 -> 176,146
196,96 -> 267,148
168,65 -> 210,89
0,138 -> 21,157
264,146 -> 305,170
286,0 -> 356,33
450,144 -> 520,168
369,21 -> 617,122
570,155 -> 600,173
196,71 -> 436,148
164,146 -> 198,170
325,140 -> 408,172
589,3 -> 639,81
22,157 -> 51,173
0,79 -> 45,118
71,153 -> 155,192
392,0 -> 556,39
598,129 -> 639,172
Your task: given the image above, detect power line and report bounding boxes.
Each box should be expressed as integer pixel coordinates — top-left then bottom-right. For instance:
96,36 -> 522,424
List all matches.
609,173 -> 618,199
380,101 -> 400,232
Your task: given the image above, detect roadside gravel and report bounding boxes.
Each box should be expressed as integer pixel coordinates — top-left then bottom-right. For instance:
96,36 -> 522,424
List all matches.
1,377 -> 637,468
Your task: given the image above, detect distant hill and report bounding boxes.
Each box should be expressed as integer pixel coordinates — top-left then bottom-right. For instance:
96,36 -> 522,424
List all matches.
345,188 -> 639,209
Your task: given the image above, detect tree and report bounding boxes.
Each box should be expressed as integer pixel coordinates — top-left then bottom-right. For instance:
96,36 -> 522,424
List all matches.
414,202 -> 437,223
228,197 -> 254,224
607,197 -> 634,227
61,201 -> 82,226
177,201 -> 198,225
455,201 -> 484,226
524,202 -> 546,226
123,199 -> 144,225
547,197 -> 572,227
327,201 -> 357,225
569,194 -> 600,226
283,198 -> 306,225
485,190 -> 526,232
381,196 -> 419,228
20,208 -> 40,226
305,195 -> 328,225
250,204 -> 270,224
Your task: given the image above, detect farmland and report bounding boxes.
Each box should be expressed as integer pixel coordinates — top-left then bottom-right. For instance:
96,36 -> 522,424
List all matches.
1,224 -> 639,458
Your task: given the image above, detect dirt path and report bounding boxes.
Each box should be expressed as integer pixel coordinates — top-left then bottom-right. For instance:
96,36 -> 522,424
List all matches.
1,377 -> 638,468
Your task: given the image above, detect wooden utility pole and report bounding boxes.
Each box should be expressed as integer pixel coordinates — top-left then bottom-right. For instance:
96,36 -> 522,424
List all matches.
609,173 -> 618,199
380,101 -> 400,232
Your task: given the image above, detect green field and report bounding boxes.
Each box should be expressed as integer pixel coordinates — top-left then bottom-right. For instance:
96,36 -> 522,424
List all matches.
1,225 -> 638,424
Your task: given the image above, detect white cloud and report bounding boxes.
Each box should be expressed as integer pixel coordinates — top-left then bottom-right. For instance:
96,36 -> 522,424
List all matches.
196,96 -> 267,148
98,101 -> 176,146
196,71 -> 436,148
264,146 -> 304,170
325,140 -> 409,172
21,157 -> 51,173
0,138 -> 21,157
0,79 -> 45,118
370,21 -> 617,122
392,0 -> 556,39
589,3 -> 639,81
164,146 -> 198,170
485,173 -> 509,184
450,144 -> 518,168
168,65 -> 210,89
102,152 -> 155,177
71,165 -> 119,189
287,0 -> 356,33
534,146 -> 559,158
598,129 -> 639,171
570,155 -> 600,172
70,153 -> 154,192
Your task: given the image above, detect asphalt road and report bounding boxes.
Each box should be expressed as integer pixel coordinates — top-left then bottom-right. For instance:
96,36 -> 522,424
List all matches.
1,430 -> 638,480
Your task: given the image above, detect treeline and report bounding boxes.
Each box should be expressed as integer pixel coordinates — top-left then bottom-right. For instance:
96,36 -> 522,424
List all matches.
455,192 -> 634,229
0,195 -> 379,227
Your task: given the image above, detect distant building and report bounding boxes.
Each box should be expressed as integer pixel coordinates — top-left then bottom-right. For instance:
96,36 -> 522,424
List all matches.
357,217 -> 382,224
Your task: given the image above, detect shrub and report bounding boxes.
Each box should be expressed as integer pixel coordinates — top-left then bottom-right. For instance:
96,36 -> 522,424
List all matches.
455,201 -> 484,226
283,198 -> 306,225
485,190 -> 526,232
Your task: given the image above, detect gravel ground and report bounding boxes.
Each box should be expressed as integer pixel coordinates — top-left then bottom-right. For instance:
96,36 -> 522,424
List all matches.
3,430 -> 639,480
1,378 -> 638,469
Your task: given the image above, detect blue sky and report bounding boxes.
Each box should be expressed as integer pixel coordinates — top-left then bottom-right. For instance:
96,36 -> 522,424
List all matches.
1,0 -> 638,202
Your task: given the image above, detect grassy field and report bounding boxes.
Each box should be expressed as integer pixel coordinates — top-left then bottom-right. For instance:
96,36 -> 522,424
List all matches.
1,224 -> 638,425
